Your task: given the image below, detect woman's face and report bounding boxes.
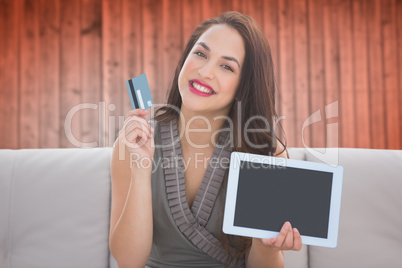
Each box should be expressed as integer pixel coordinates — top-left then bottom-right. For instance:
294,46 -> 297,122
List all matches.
178,24 -> 245,117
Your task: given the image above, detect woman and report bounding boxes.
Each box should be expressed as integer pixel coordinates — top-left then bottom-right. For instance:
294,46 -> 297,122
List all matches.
109,11 -> 302,268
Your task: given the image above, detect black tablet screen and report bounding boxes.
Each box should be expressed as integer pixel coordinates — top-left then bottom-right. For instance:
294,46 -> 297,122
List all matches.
233,161 -> 333,238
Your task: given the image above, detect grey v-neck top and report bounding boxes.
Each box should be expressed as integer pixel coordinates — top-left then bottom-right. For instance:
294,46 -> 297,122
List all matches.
146,118 -> 245,268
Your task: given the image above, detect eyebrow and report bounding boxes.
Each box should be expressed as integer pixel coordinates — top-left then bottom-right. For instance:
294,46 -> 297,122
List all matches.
196,42 -> 241,68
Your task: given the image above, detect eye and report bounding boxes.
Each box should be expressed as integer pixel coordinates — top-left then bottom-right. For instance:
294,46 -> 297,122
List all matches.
194,51 -> 206,58
222,65 -> 234,72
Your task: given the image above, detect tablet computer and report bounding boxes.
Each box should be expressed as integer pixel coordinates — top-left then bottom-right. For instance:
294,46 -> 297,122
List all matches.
223,152 -> 343,248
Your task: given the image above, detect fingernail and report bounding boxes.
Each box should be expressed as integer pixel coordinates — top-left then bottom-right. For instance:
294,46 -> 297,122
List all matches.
270,238 -> 276,244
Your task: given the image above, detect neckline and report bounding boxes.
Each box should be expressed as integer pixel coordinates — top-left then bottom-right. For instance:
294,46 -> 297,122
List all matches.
159,117 -> 234,264
176,117 -> 232,225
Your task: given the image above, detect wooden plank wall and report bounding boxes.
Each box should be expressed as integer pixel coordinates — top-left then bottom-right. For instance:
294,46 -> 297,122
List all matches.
0,0 -> 401,149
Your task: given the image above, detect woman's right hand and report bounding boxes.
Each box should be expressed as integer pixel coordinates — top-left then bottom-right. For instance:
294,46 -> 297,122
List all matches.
110,108 -> 155,266
117,109 -> 155,171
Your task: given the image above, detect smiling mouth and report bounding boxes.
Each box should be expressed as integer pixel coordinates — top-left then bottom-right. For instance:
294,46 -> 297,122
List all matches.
190,80 -> 215,94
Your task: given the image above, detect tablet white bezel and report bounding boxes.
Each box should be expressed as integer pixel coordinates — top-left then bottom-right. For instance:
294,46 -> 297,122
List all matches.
223,152 -> 343,248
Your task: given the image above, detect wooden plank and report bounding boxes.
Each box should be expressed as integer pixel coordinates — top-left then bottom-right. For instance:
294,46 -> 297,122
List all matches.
182,0 -> 203,46
122,0 -> 142,117
307,0 -> 326,148
202,0 -> 232,19
367,0 -> 386,148
231,0 -> 254,16
0,0 -> 19,149
323,0 -> 341,148
293,0 -> 310,148
352,0 -> 371,148
202,0 -> 216,20
246,0 -> 263,26
262,0 -> 280,78
397,0 -> 402,149
38,0 -> 60,148
102,0 -> 123,147
278,0 -> 296,147
338,0 -> 356,148
381,0 -> 400,149
214,0 -> 232,15
162,0 -> 182,104
142,0 -> 163,104
60,0 -> 81,148
81,0 -> 102,147
19,0 -> 40,148
231,0 -> 242,13
262,0 -> 282,141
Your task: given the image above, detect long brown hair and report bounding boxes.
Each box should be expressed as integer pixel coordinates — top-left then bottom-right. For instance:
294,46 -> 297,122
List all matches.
155,11 -> 286,264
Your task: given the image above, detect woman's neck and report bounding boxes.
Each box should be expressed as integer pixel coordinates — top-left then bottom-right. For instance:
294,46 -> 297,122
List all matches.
178,107 -> 229,150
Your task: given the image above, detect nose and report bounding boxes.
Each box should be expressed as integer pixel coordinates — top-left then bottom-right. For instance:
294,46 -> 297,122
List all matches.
198,61 -> 215,80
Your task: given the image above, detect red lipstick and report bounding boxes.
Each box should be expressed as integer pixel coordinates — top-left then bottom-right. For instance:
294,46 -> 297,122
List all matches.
189,79 -> 216,97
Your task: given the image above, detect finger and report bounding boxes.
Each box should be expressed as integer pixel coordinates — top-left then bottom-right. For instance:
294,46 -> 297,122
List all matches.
292,228 -> 302,251
283,223 -> 294,249
123,115 -> 144,127
122,119 -> 152,137
136,129 -> 149,147
274,221 -> 291,248
123,115 -> 150,130
261,237 -> 277,247
125,108 -> 149,118
144,129 -> 155,148
121,128 -> 142,145
120,123 -> 148,144
125,118 -> 154,137
119,126 -> 150,146
124,129 -> 148,148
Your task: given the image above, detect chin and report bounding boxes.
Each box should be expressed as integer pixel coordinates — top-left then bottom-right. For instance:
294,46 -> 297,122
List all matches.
181,101 -> 207,112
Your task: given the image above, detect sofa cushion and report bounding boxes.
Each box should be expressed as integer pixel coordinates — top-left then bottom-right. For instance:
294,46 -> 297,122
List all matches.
306,148 -> 402,268
0,148 -> 112,268
0,149 -> 15,266
287,148 -> 306,161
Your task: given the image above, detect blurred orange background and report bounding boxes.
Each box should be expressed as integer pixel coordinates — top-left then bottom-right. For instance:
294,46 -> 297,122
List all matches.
0,0 -> 401,149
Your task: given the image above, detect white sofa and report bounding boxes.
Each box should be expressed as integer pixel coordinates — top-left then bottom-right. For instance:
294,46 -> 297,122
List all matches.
0,147 -> 401,268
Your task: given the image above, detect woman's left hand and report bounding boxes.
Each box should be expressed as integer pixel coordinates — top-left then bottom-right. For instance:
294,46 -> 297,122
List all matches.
260,221 -> 302,252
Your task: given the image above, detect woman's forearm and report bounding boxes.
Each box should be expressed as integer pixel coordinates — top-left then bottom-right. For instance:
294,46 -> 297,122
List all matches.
246,238 -> 284,268
109,170 -> 153,268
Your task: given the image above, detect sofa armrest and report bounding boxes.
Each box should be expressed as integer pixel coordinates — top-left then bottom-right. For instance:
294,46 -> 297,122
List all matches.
0,148 -> 112,268
306,148 -> 402,268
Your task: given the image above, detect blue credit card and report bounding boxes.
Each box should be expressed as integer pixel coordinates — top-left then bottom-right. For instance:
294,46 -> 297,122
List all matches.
126,73 -> 154,110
